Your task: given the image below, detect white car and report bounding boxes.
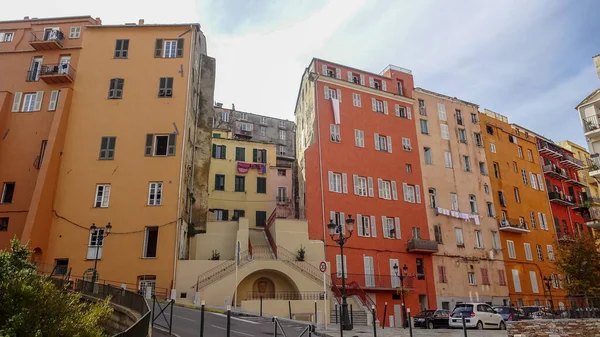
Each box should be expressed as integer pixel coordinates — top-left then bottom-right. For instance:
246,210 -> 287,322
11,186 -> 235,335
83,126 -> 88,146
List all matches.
448,303 -> 506,330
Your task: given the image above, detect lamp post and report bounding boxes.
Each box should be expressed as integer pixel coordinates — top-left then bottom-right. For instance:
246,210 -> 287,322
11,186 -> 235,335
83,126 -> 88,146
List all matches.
90,222 -> 112,284
543,276 -> 555,315
393,263 -> 409,328
327,214 -> 355,331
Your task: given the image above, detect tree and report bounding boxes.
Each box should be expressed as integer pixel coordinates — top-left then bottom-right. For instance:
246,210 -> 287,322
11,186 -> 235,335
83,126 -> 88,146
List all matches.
555,232 -> 600,296
0,238 -> 113,337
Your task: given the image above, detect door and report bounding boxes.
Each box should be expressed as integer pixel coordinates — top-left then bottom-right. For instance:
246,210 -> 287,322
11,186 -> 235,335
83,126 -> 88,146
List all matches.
43,27 -> 60,40
277,187 -> 287,204
394,304 -> 402,329
30,57 -> 43,81
59,56 -> 71,74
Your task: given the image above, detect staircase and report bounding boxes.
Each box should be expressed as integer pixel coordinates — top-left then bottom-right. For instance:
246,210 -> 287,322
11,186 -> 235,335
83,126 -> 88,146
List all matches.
329,296 -> 370,326
249,228 -> 275,259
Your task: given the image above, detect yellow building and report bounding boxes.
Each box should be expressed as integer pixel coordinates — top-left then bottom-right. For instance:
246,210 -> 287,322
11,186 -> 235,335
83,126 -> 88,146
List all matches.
208,130 -> 276,227
557,140 -> 600,201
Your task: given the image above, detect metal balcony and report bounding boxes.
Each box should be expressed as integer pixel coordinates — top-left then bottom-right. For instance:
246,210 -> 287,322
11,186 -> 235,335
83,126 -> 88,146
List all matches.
583,206 -> 600,229
407,239 -> 439,253
560,153 -> 584,171
548,191 -> 575,206
542,164 -> 567,179
498,219 -> 530,233
234,121 -> 253,139
589,154 -> 600,179
29,30 -> 64,50
565,174 -> 587,188
537,140 -> 563,159
583,115 -> 600,135
39,63 -> 76,83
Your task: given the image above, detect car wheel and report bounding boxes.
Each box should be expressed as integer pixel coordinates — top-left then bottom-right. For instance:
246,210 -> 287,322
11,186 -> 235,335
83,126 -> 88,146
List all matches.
428,321 -> 434,329
476,321 -> 484,330
499,321 -> 506,330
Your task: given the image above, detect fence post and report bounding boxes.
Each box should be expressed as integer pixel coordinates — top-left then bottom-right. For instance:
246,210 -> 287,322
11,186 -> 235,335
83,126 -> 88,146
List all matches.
339,304 -> 344,337
289,300 -> 292,319
260,296 -> 263,317
169,300 -> 174,334
151,295 -> 156,326
200,301 -> 205,337
462,316 -> 467,337
335,303 -> 338,324
407,308 -> 413,337
371,305 -> 377,337
382,302 -> 387,329
227,305 -> 231,337
350,304 -> 353,326
273,317 -> 277,337
314,301 -> 318,324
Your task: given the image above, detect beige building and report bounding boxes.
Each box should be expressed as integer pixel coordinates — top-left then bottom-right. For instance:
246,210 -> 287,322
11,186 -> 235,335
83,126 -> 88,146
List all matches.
414,88 -> 509,308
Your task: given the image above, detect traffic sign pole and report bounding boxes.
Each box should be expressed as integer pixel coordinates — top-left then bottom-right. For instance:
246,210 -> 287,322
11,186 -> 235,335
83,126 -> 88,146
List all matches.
320,261 -> 327,330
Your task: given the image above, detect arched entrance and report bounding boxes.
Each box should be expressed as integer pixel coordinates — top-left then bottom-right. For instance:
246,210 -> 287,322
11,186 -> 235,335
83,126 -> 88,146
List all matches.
235,269 -> 300,305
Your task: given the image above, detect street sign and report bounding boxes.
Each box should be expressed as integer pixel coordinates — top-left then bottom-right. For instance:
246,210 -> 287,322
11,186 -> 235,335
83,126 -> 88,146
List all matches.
319,261 -> 327,273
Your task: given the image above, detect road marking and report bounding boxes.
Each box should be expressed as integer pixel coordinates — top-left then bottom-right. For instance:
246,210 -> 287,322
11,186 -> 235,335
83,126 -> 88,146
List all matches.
163,313 -> 196,322
211,325 -> 255,336
208,312 -> 261,324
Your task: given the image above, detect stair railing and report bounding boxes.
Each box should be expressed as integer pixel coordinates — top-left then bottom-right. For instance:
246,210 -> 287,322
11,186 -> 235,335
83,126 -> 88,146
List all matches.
276,246 -> 331,287
194,250 -> 250,290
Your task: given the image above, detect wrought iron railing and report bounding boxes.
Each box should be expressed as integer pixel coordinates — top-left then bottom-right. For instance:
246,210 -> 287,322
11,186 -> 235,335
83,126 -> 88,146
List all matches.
499,218 -> 529,230
561,153 -> 584,168
583,115 -> 600,133
246,291 -> 325,301
538,140 -> 563,155
542,164 -> 567,178
407,239 -> 439,252
332,273 -> 417,290
30,30 -> 64,44
276,246 -> 330,287
548,191 -> 575,204
40,63 -> 76,80
195,251 -> 249,290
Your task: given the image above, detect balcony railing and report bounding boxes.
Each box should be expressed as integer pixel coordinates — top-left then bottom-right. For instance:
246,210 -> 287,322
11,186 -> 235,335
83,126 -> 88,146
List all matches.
542,164 -> 567,179
39,63 -> 76,83
548,191 -> 575,206
538,140 -> 563,159
29,30 -> 64,50
234,121 -> 253,138
566,173 -> 586,187
407,239 -> 439,253
560,153 -> 584,170
582,206 -> 600,229
583,115 -> 600,133
498,218 -> 530,233
245,291 -> 325,301
332,273 -> 419,290
589,154 -> 600,175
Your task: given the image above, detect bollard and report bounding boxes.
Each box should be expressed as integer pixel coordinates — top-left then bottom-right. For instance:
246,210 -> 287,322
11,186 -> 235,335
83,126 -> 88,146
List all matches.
371,305 -> 377,337
226,305 -> 231,337
407,308 -> 413,337
289,300 -> 292,319
350,304 -> 353,326
273,317 -> 277,337
382,302 -> 387,329
462,316 -> 467,337
169,300 -> 174,334
339,304 -> 344,337
335,303 -> 338,324
199,301 -> 205,337
314,301 -> 318,324
260,296 -> 263,317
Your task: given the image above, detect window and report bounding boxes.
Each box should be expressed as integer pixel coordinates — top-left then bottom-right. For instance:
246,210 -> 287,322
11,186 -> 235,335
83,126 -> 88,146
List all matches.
158,77 -> 174,97
234,176 -> 245,192
0,183 -> 14,204
260,126 -> 266,136
498,191 -> 506,207
513,162 -> 518,172
433,225 -> 443,243
438,265 -> 448,283
498,270 -> 507,286
212,144 -> 226,159
450,193 -> 459,211
256,177 -> 267,194
375,134 -> 391,152
214,174 -> 225,191
259,116 -> 267,125
536,244 -> 543,261
378,179 -> 392,200
108,78 -> 124,99
87,227 -> 105,259
471,113 -> 478,123
353,175 -> 368,196
469,195 -> 478,214
138,275 -> 156,297
94,184 -> 110,208
524,243 -> 533,261
412,227 -> 421,240
444,151 -> 452,168
456,109 -> 463,125
509,135 -> 517,143
256,211 -> 267,226
491,231 -> 501,249
329,172 -> 343,193
479,162 -> 487,175
330,124 -> 340,143
514,187 -> 521,203
279,130 -> 286,140
22,93 -> 37,112
277,187 -> 287,203
463,155 -> 471,172
424,147 -> 432,164
278,146 -> 286,156
405,164 -> 412,174
420,119 -> 429,134
475,230 -> 483,248
490,143 -> 496,153
252,149 -> 267,163
547,245 -> 554,260
354,129 -> 364,147
440,124 -> 449,140
480,268 -> 490,285
403,183 -> 418,203
372,99 -> 384,113
396,105 -> 411,119
357,215 -> 371,237
493,162 -> 500,179
458,129 -> 467,143
352,93 -> 361,107
527,149 -> 534,162
143,227 -> 158,258
468,272 -> 476,285
521,169 -> 528,185
235,147 -> 245,161
486,125 -> 494,135
382,217 -> 396,239
416,258 -> 425,280
507,240 -> 516,259
279,120 -> 285,128
530,212 -> 537,229
418,99 -> 426,115
239,112 -> 248,121
397,81 -> 404,96
0,32 -> 14,42
429,188 -> 437,208
148,182 -> 163,206
437,103 -> 447,120
530,172 -> 538,190
233,209 -> 245,220
486,202 -> 495,217
98,136 -> 116,160
517,146 -> 523,158
69,26 -> 81,38
164,40 -> 177,58
48,90 -> 59,111
484,184 -> 490,194
222,111 -> 230,122
474,133 -> 483,147
455,228 -> 464,246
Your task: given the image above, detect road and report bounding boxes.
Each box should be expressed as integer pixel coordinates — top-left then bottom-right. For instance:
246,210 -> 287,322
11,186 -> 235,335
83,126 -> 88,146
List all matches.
152,304 -> 314,337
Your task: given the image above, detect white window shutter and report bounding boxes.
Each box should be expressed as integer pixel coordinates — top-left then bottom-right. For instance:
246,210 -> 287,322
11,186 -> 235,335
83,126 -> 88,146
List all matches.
337,89 -> 342,103
387,136 -> 392,153
48,90 -> 59,111
357,214 -> 363,236
367,177 -> 374,197
512,269 -> 522,292
371,98 -> 377,112
102,185 -> 111,207
374,133 -> 380,151
322,64 -> 328,75
537,174 -> 544,191
530,271 -> 539,293
382,80 -> 387,91
324,86 -> 330,99
403,183 -> 409,202
381,216 -> 387,237
370,216 -> 377,237
360,74 -> 365,85
407,107 -> 412,119
395,104 -> 400,116
328,171 -> 334,191
342,255 -> 347,278
377,178 -> 383,198
542,214 -> 548,230
330,211 -> 336,225
336,255 -> 342,278
391,181 -> 398,200
34,91 -> 44,111
416,185 -> 421,203
395,217 -> 401,239
11,92 -> 22,112
342,173 -> 348,194
347,71 -> 352,82
369,77 -> 374,88
538,213 -> 543,229
383,101 -> 388,115
341,212 -> 346,234
335,68 -> 341,79
353,174 -> 359,195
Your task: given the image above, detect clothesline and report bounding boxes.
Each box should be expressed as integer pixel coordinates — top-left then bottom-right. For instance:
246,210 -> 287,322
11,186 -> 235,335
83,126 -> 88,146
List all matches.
436,207 -> 481,225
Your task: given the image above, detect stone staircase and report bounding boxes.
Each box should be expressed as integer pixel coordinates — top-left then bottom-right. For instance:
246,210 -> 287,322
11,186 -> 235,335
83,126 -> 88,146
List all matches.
248,228 -> 275,259
330,296 -> 370,326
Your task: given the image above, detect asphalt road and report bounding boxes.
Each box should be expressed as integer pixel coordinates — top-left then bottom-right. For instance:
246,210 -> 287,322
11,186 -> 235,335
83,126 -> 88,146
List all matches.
151,304 -> 314,337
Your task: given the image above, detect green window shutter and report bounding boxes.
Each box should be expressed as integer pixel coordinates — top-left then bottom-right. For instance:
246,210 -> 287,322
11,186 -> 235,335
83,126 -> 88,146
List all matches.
155,39 -> 163,57
221,145 -> 226,159
262,150 -> 267,163
223,210 -> 229,221
253,149 -> 257,162
212,144 -> 217,158
176,38 -> 184,58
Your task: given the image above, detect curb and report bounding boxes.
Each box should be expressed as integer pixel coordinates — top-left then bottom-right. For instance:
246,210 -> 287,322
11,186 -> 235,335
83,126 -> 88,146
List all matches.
153,326 -> 182,337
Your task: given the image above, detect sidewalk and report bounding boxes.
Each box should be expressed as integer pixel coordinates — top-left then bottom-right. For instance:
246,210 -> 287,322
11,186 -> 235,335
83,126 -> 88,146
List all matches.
315,324 -> 509,337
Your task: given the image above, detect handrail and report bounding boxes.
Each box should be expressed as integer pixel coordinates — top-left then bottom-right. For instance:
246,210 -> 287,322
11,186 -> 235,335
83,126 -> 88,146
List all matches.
265,208 -> 278,258
195,251 -> 250,290
276,245 -> 331,287
246,291 -> 325,301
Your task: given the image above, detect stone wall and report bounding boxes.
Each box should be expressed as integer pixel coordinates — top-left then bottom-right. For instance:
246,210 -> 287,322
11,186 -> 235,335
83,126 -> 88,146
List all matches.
508,319 -> 600,336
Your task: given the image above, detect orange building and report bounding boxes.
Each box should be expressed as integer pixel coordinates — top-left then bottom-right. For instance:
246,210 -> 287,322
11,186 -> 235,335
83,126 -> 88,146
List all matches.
0,16 -> 100,255
295,59 -> 436,327
480,110 -> 565,306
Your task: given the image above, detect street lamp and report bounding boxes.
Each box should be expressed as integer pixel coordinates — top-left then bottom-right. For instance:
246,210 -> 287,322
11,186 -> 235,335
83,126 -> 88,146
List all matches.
393,263 -> 409,328
327,214 -> 355,331
90,222 -> 112,284
543,276 -> 555,316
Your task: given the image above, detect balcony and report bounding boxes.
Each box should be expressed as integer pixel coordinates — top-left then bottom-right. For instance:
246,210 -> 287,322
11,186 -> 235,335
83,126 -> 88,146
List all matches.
560,153 -> 584,171
29,30 -> 64,50
583,115 -> 600,137
589,154 -> 600,179
542,164 -> 567,179
582,206 -> 600,229
234,121 -> 253,139
565,174 -> 587,188
336,272 -> 418,290
537,140 -> 563,159
407,239 -> 439,254
39,63 -> 76,83
548,191 -> 575,206
498,219 -> 530,233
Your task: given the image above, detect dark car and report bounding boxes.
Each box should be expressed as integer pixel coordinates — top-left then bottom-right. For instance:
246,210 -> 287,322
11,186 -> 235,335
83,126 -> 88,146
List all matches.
493,306 -> 526,321
413,309 -> 451,329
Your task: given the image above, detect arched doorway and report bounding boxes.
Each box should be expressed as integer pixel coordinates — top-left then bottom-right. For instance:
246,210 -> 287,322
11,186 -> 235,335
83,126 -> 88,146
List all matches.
235,269 -> 300,305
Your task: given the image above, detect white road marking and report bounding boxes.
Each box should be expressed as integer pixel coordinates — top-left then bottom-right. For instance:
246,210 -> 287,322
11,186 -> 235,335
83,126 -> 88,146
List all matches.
208,312 -> 261,324
211,325 -> 255,336
163,313 -> 196,322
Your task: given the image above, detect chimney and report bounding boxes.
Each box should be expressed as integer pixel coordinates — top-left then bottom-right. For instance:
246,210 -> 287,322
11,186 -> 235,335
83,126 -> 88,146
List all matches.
215,102 -> 223,108
95,17 -> 102,25
139,19 -> 145,25
594,54 -> 600,80
23,16 -> 29,20
232,103 -> 235,111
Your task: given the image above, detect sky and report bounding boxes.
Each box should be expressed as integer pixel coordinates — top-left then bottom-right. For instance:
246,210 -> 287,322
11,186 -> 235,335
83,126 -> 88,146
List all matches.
3,0 -> 600,147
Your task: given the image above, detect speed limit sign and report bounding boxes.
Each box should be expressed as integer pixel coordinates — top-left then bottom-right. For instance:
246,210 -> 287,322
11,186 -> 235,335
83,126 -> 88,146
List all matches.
319,261 -> 327,273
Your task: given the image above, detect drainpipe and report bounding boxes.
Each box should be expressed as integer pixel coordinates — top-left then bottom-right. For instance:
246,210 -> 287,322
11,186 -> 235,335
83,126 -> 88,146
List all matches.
314,68 -> 328,262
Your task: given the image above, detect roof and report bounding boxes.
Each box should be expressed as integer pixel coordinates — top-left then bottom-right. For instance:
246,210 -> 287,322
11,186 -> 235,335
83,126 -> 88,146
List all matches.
87,23 -> 200,29
0,15 -> 95,24
311,57 -> 409,81
414,87 -> 479,107
575,88 -> 600,109
215,106 -> 293,123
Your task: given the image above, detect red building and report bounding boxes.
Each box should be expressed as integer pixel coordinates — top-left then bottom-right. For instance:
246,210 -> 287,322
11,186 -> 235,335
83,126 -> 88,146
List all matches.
294,59 -> 436,327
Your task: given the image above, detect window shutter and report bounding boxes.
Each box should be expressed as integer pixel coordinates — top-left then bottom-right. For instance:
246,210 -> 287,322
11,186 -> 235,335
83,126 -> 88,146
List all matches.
537,213 -> 543,229
154,39 -> 163,58
377,178 -> 383,198
342,173 -> 348,194
391,181 -> 398,200
253,149 -> 258,162
395,217 -> 401,239
102,185 -> 111,207
212,144 -> 217,158
335,68 -> 341,79
371,98 -> 376,112
403,183 -> 409,201
367,177 -> 374,197
369,77 -> 374,88
383,101 -> 388,115
542,214 -> 548,230
537,174 -> 544,191
340,212 -> 346,234
328,171 -> 334,191
357,214 -> 363,236
324,86 -> 330,99
353,174 -> 359,195
416,185 -> 421,203
530,271 -> 539,293
167,133 -> 176,156
336,255 -> 342,278
360,74 -> 365,85
337,89 -> 342,103
395,104 -> 400,117
342,255 -> 347,278
512,269 -> 522,292
322,64 -> 328,75
11,92 -> 22,112
382,80 -> 387,91
387,136 -> 392,153
407,107 -> 412,119
381,216 -> 387,237
374,133 -> 380,151
145,134 -> 154,156
370,216 -> 377,237
347,71 -> 352,82
34,91 -> 44,111
176,38 -> 184,58
48,90 -> 59,111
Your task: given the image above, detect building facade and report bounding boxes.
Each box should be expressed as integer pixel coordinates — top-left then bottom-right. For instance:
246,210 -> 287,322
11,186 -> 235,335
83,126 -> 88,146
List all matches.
295,58 -> 436,326
481,110 -> 565,306
414,89 -> 509,308
39,21 -> 215,296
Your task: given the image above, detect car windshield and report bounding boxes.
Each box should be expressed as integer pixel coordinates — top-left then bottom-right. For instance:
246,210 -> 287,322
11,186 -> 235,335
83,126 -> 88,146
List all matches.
494,307 -> 511,314
452,304 -> 473,316
415,310 -> 435,318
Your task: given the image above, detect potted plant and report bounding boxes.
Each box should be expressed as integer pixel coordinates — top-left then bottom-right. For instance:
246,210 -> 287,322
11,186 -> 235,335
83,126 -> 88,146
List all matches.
296,245 -> 306,261
210,249 -> 220,260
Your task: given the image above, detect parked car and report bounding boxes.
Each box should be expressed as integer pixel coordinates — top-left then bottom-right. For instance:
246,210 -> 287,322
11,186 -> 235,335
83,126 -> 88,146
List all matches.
521,306 -> 550,319
449,303 -> 506,330
493,306 -> 527,321
413,309 -> 451,329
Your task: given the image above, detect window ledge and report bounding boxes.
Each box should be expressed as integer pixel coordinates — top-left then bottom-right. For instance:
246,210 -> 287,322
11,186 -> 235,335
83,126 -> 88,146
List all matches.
141,257 -> 157,259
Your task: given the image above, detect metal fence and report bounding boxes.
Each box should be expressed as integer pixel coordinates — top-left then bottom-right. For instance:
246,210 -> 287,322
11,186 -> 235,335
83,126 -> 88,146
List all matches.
511,297 -> 600,320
